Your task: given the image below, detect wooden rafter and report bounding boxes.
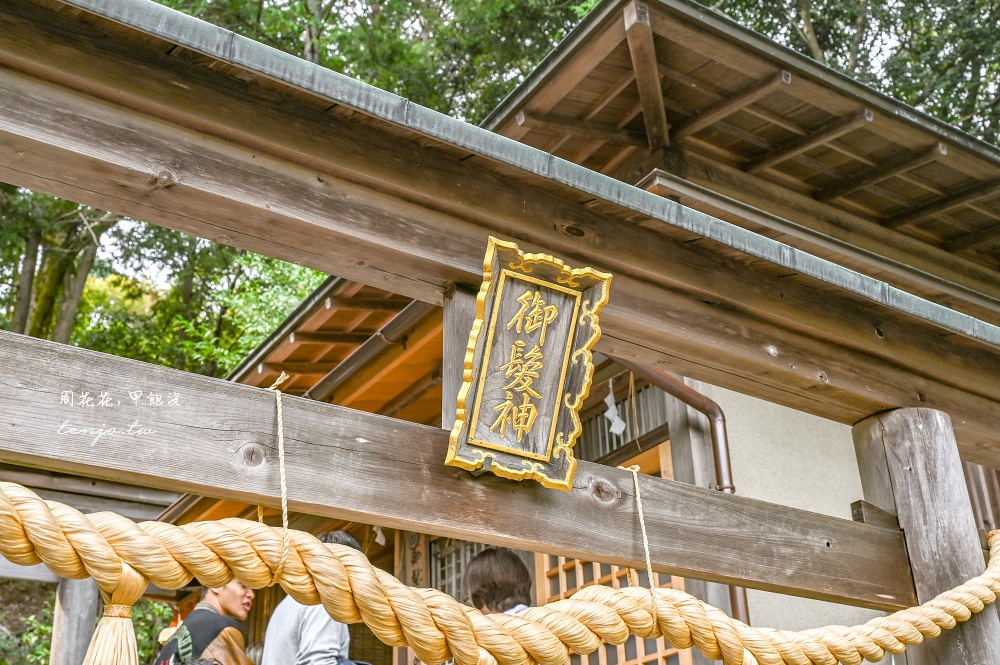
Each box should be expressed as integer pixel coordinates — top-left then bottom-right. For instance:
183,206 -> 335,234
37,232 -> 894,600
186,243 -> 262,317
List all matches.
816,143 -> 948,202
289,331 -> 374,345
586,70 -> 637,122
947,222 -> 1000,253
515,111 -> 646,147
325,296 -> 410,311
260,361 -> 331,375
500,10 -> 626,141
624,0 -> 669,149
747,109 -> 874,174
886,179 -> 1000,229
0,331 -> 917,610
330,314 -> 443,408
672,71 -> 791,142
378,366 -> 442,418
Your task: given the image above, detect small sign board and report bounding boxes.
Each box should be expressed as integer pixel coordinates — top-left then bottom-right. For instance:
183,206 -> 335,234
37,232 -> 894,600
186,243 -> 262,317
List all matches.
446,237 -> 612,490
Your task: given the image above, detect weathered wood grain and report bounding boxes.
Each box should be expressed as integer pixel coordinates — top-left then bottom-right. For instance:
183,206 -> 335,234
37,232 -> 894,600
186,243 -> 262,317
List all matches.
3,1 -> 1000,466
854,409 -> 1000,663
442,287 -> 478,428
50,577 -> 100,665
624,1 -> 669,149
0,331 -> 915,609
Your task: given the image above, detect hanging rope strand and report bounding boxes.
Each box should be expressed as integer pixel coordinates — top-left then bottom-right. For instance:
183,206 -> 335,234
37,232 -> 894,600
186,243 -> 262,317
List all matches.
620,464 -> 657,626
260,371 -> 291,586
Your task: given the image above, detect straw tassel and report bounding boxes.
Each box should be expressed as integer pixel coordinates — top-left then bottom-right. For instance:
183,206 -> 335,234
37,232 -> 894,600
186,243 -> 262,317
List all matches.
82,561 -> 148,665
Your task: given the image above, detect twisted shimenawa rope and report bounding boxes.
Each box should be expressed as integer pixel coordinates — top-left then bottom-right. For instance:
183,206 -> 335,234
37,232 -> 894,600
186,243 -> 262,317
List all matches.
1,481 -> 998,665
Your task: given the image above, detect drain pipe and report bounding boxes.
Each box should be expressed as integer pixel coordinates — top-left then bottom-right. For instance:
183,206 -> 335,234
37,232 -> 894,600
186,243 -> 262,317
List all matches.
612,358 -> 750,625
304,300 -> 438,402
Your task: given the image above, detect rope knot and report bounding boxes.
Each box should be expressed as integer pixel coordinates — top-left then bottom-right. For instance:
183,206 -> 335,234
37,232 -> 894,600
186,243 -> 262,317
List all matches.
103,604 -> 133,619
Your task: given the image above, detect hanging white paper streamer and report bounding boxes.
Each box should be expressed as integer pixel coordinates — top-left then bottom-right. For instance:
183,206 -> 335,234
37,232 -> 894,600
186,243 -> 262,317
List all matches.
602,379 -> 628,436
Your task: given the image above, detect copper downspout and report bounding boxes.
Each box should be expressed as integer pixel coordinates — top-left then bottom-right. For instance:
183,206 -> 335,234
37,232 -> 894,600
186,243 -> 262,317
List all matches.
613,358 -> 750,625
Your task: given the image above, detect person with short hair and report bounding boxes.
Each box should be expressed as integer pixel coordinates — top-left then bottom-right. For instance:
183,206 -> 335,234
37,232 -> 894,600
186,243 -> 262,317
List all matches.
154,579 -> 255,665
261,530 -> 364,665
463,547 -> 532,615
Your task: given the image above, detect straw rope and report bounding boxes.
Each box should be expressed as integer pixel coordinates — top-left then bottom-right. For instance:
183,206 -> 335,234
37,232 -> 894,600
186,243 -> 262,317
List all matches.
1,482 -> 997,665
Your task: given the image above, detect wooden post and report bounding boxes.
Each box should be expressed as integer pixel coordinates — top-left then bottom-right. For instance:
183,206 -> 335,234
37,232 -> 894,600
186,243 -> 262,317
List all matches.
664,376 -> 732,664
49,577 -> 100,665
442,286 -> 478,429
853,408 -> 1000,664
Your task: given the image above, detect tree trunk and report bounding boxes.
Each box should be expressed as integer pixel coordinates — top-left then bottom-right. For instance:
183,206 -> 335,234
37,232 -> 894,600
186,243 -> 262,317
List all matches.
27,247 -> 73,339
51,240 -> 99,344
303,0 -> 323,64
847,0 -> 870,73
9,226 -> 40,334
797,0 -> 826,64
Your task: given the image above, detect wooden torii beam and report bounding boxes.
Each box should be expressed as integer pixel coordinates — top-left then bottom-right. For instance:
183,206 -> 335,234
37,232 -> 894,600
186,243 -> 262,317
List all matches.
0,330 -> 915,611
2,0 -> 1000,467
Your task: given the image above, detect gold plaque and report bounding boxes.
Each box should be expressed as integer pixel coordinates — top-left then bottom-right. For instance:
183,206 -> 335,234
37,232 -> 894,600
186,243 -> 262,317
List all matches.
446,237 -> 612,490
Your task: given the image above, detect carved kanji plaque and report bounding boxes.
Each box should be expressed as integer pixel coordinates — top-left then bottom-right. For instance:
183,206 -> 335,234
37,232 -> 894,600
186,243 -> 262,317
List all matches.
446,237 -> 612,490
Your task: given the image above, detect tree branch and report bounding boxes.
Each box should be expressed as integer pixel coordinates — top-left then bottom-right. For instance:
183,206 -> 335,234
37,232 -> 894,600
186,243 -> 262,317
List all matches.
847,0 -> 870,73
798,0 -> 826,64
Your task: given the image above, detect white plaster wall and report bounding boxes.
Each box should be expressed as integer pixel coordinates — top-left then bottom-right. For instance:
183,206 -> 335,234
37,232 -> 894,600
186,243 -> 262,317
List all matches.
696,383 -> 888,633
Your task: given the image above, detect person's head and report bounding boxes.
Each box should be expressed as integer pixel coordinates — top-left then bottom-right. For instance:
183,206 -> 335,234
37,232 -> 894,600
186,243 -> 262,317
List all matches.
202,578 -> 255,621
464,547 -> 532,614
317,529 -> 362,551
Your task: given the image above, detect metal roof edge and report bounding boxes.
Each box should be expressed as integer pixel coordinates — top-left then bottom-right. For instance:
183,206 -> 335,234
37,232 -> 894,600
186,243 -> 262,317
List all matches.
48,0 -> 1000,348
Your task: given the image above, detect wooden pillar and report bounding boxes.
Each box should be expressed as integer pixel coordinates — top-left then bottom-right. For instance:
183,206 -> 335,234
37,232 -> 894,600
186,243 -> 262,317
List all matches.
441,286 -> 477,429
663,376 -> 732,665
49,576 -> 100,665
853,408 -> 1000,664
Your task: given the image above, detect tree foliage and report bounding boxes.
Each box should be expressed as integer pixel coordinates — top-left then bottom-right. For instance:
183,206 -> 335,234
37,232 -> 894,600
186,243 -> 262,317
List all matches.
71,224 -> 325,376
709,0 -> 1000,143
156,0 -> 587,123
0,592 -> 173,665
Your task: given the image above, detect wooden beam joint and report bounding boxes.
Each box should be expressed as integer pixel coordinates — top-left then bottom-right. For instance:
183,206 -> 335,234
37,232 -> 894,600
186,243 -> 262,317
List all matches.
673,71 -> 791,142
624,0 -> 670,150
516,111 -> 647,147
747,109 -> 874,174
816,142 -> 947,202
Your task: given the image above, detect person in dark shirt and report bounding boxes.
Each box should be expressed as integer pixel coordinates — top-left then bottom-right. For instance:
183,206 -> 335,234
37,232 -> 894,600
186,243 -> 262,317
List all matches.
155,579 -> 255,665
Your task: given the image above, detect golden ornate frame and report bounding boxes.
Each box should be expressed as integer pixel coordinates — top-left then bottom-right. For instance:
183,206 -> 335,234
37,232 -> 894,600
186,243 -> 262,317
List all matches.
445,236 -> 613,490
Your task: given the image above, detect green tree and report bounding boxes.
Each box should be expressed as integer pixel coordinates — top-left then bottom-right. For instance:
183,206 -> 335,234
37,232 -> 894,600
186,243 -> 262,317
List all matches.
0,595 -> 172,665
0,185 -> 119,343
72,222 -> 325,377
156,0 -> 588,122
707,0 -> 1000,143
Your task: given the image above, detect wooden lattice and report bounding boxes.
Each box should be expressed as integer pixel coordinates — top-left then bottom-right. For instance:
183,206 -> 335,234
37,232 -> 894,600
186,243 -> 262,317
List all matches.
536,555 -> 692,665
